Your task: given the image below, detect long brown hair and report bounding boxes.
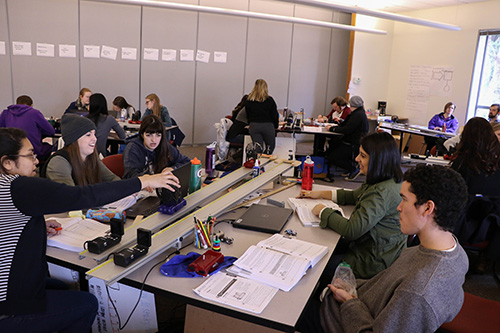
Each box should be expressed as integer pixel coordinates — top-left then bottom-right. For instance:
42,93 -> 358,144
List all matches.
146,93 -> 162,119
65,142 -> 102,185
139,115 -> 171,173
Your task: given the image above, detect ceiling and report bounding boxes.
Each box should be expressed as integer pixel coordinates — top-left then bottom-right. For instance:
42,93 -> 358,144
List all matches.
321,0 -> 487,12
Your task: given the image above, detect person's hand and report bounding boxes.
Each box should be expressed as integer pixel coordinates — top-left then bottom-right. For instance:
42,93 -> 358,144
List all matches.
298,190 -> 322,199
161,166 -> 173,173
434,127 -> 442,131
328,284 -> 355,303
332,117 -> 340,124
326,125 -> 333,131
312,203 -> 326,216
46,219 -> 62,237
139,170 -> 180,192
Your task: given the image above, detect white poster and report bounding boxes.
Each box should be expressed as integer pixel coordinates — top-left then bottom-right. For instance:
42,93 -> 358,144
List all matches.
430,66 -> 454,97
59,44 -> 76,58
121,47 -> 137,60
161,49 -> 176,61
143,48 -> 159,61
406,65 -> 432,125
12,41 -> 32,56
36,43 -> 55,57
89,277 -> 157,333
101,45 -> 118,60
196,50 -> 210,63
213,51 -> 227,63
180,49 -> 194,61
83,45 -> 100,58
0,41 -> 6,55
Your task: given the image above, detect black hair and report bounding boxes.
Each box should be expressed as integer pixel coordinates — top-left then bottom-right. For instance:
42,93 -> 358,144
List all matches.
113,96 -> 131,109
87,93 -> 109,125
139,115 -> 171,173
0,128 -> 27,174
404,164 -> 467,232
361,132 -> 403,185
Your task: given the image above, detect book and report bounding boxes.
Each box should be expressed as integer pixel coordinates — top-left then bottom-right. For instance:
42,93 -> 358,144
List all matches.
228,234 -> 329,292
46,216 -> 111,253
288,197 -> 344,227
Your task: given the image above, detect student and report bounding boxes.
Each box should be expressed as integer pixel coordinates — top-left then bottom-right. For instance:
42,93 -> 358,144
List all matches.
425,101 -> 459,152
44,114 -> 120,186
0,95 -> 55,160
0,127 -> 179,332
304,165 -> 468,333
245,79 -> 279,154
314,96 -> 351,156
112,96 -> 136,119
87,93 -> 126,156
123,114 -> 190,179
226,94 -> 249,144
301,132 -> 406,279
65,88 -> 92,114
450,117 -> 500,196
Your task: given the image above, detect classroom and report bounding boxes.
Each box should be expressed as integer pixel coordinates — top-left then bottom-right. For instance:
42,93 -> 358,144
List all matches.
1,0 -> 500,332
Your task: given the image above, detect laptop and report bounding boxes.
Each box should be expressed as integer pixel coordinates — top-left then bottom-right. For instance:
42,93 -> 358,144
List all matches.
232,204 -> 293,234
125,163 -> 191,219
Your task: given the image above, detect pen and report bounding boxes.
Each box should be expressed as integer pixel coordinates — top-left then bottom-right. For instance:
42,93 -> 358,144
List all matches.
54,227 -> 63,231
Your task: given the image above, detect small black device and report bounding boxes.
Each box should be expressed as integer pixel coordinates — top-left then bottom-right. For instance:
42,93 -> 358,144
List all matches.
87,218 -> 124,254
113,228 -> 152,267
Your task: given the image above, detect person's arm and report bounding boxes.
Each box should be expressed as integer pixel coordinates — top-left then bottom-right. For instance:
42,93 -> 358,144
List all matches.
338,290 -> 438,333
319,186 -> 389,240
268,97 -> 279,128
35,111 -> 55,136
45,155 -> 76,186
122,143 -> 147,179
167,144 -> 191,169
99,160 -> 120,182
141,108 -> 151,120
447,118 -> 459,133
332,111 -> 361,135
161,106 -> 172,128
65,101 -> 76,114
428,114 -> 440,130
110,117 -> 126,139
444,134 -> 460,151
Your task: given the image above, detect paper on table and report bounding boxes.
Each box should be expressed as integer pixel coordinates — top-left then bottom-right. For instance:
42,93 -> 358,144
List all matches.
101,193 -> 141,212
288,198 -> 344,227
46,217 -> 110,252
193,272 -> 278,314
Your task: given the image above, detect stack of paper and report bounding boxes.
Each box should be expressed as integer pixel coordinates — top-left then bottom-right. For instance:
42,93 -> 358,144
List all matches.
288,197 -> 344,227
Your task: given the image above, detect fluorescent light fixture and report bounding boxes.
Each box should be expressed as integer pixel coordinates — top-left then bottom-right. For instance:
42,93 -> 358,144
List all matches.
279,0 -> 462,31
85,0 -> 387,35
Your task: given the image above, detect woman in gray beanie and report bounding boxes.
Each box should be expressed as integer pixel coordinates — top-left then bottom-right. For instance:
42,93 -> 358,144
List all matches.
42,114 -> 120,186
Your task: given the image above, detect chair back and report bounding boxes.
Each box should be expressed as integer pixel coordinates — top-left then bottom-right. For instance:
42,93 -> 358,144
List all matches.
102,154 -> 124,178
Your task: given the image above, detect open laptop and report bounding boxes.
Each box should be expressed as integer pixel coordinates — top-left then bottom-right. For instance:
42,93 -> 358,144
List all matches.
125,162 -> 191,219
232,204 -> 293,234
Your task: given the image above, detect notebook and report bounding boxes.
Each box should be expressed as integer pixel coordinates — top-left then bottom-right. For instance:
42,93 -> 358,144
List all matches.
125,162 -> 191,219
232,204 -> 293,234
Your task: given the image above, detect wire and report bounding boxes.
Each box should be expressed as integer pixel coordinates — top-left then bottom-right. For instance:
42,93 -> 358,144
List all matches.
105,241 -> 194,330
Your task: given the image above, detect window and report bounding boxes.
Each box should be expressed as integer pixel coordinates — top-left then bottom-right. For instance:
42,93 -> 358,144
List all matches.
467,30 -> 500,120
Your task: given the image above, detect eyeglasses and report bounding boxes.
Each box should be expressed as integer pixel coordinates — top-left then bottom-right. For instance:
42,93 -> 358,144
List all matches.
145,100 -> 152,105
12,154 -> 38,162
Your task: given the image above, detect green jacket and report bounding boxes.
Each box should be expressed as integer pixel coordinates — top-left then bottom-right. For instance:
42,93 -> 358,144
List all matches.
320,178 -> 406,279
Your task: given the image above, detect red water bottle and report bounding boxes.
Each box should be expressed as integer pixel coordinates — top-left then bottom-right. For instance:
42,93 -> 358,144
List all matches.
442,122 -> 446,132
301,156 -> 314,191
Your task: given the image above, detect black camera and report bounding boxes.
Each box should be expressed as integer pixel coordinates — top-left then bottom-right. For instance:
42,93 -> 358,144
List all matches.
113,228 -> 152,267
87,218 -> 124,254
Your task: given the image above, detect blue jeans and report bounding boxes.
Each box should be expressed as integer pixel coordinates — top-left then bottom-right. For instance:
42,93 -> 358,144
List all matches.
0,290 -> 97,333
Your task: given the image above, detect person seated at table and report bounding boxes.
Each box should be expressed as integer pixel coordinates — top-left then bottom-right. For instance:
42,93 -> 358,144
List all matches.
298,165 -> 468,333
324,95 -> 368,181
245,79 -> 279,154
64,88 -> 91,114
112,96 -> 136,120
86,93 -> 126,157
0,127 -> 179,332
0,95 -> 55,161
301,132 -> 406,279
226,94 -> 249,144
314,96 -> 351,156
450,117 -> 500,196
123,115 -> 190,179
424,102 -> 459,153
142,93 -> 172,140
43,114 -> 120,186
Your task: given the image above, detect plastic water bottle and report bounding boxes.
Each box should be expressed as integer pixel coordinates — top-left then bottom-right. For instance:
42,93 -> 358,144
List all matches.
252,159 -> 260,178
189,157 -> 202,194
301,156 -> 314,191
205,142 -> 216,175
120,108 -> 127,121
332,262 -> 357,297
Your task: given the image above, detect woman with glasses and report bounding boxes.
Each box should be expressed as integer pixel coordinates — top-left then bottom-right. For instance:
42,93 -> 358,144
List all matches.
123,115 -> 190,179
142,93 -> 172,139
43,114 -> 121,186
0,127 -> 179,332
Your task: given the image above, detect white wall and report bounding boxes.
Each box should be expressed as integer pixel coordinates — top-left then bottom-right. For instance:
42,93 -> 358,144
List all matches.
352,0 -> 500,127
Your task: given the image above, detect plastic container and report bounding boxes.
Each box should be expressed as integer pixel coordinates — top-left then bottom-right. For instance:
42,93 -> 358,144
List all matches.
301,155 -> 314,191
205,142 -> 216,175
189,157 -> 202,193
332,262 -> 357,297
252,159 -> 260,178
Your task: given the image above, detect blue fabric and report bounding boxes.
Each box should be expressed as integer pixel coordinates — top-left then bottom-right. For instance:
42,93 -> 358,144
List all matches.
160,252 -> 237,277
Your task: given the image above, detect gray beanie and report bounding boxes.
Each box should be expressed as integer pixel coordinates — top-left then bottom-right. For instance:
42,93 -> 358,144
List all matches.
61,114 -> 96,146
349,95 -> 364,108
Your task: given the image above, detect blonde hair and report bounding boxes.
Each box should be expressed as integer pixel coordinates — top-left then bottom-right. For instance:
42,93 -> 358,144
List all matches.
491,121 -> 500,132
146,93 -> 162,118
248,79 -> 269,102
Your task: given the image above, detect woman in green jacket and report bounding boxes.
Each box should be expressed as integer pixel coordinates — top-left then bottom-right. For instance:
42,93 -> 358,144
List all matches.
302,132 -> 406,279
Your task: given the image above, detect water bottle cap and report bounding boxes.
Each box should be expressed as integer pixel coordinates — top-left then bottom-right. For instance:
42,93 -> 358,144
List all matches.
191,157 -> 201,165
305,155 -> 314,164
339,262 -> 351,268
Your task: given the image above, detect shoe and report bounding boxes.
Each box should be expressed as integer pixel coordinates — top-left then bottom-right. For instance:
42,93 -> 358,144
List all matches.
340,171 -> 350,177
323,175 -> 335,183
345,169 -> 360,181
